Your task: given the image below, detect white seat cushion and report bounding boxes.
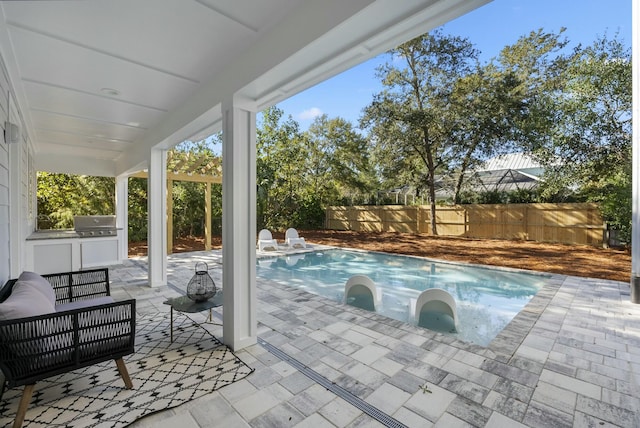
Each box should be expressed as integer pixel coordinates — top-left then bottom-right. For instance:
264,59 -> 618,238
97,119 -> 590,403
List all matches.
55,296 -> 115,312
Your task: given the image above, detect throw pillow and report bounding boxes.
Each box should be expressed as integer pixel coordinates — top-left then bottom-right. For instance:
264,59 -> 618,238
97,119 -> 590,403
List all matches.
0,282 -> 56,321
15,271 -> 56,305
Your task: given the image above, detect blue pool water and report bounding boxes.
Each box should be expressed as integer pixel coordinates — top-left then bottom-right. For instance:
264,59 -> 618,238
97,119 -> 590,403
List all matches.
256,249 -> 548,346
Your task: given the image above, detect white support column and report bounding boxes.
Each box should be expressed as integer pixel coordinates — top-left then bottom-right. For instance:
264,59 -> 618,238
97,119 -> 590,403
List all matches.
148,148 -> 167,287
222,96 -> 257,350
8,142 -> 23,278
115,174 -> 129,263
632,0 -> 640,303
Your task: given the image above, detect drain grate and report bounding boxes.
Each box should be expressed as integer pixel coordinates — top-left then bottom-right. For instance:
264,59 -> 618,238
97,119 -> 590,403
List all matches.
258,338 -> 408,428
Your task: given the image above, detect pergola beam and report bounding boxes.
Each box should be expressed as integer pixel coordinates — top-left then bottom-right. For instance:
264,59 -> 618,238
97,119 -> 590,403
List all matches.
185,156 -> 210,174
130,162 -> 221,254
131,171 -> 222,184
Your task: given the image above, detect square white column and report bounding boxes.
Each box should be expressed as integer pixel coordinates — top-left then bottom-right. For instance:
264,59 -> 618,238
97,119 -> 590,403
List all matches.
148,148 -> 167,287
8,141 -> 23,278
115,174 -> 128,263
222,96 -> 257,350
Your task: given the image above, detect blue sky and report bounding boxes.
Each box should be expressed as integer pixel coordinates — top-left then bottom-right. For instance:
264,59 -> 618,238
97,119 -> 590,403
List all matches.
275,0 -> 631,131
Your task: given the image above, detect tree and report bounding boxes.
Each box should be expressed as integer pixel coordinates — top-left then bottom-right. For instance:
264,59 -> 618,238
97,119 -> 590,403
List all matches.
361,30 -> 479,234
257,106 -> 308,230
305,115 -> 376,203
448,64 -> 527,203
450,29 -> 572,204
256,107 -> 379,229
496,28 -> 572,155
533,34 -> 632,240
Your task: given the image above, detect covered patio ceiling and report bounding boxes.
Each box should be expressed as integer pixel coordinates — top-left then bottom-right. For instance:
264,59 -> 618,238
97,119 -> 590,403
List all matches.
0,0 -> 491,177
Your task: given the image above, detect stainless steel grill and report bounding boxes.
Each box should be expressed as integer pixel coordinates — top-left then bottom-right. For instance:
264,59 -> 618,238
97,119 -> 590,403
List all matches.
74,215 -> 117,238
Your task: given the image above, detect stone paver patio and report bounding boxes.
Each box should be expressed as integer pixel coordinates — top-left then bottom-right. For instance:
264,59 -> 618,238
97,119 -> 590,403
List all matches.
104,247 -> 640,428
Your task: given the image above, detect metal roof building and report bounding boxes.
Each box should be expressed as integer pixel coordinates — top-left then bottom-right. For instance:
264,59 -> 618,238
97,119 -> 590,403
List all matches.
472,152 -> 544,192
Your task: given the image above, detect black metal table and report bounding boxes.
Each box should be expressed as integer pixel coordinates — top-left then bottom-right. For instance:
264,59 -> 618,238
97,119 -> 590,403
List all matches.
163,292 -> 223,342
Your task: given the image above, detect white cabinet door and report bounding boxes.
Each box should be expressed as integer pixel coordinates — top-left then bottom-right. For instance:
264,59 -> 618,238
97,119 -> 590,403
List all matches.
81,239 -> 119,268
33,242 -> 74,274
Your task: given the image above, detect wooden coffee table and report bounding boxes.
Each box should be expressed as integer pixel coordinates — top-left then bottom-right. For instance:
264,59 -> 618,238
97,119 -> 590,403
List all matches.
163,292 -> 223,342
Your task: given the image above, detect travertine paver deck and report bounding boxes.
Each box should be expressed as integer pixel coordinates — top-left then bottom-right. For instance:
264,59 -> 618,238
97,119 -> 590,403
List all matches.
104,248 -> 640,428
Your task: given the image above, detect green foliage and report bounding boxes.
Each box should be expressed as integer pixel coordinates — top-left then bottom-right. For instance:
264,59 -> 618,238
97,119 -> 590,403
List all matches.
548,34 -> 631,169
209,184 -> 223,235
439,29 -> 571,204
125,177 -> 222,243
306,115 -> 375,197
37,172 -> 115,229
529,33 -> 632,239
480,189 -> 536,204
170,181 -> 222,239
505,188 -> 538,204
457,187 -> 574,205
127,177 -> 148,241
257,106 -> 308,230
478,190 -> 508,204
257,107 -> 375,231
580,162 -> 632,243
172,181 -> 204,237
291,195 -> 325,229
447,62 -> 531,202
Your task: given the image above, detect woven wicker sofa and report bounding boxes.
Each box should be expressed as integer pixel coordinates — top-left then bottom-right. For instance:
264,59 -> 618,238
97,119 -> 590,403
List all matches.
0,268 -> 136,428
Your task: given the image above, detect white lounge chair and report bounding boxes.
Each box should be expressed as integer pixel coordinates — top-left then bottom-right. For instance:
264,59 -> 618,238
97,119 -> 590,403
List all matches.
410,288 -> 457,332
285,228 -> 306,248
257,229 -> 278,251
344,274 -> 381,311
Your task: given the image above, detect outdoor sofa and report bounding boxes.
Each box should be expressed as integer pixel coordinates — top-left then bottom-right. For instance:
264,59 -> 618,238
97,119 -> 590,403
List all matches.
0,268 -> 136,428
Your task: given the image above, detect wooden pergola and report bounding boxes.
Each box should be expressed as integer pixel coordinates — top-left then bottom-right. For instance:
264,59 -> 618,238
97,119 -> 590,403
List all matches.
132,151 -> 222,253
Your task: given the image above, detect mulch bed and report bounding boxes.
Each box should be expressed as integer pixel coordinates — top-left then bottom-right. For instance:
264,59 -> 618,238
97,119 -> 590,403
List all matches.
129,230 -> 631,283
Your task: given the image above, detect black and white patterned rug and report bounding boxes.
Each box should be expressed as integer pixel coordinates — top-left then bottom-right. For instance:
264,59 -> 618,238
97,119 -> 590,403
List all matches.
0,312 -> 254,427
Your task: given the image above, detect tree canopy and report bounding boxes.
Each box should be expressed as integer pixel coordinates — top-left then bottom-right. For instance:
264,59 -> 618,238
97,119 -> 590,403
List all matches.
531,33 -> 632,239
257,107 -> 375,230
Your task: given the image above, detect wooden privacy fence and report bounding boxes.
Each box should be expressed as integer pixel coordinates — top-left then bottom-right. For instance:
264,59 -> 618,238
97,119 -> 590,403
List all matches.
325,203 -> 605,246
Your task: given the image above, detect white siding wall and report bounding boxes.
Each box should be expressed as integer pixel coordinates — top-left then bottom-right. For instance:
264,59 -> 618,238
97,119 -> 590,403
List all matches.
0,69 -> 10,285
0,53 -> 32,285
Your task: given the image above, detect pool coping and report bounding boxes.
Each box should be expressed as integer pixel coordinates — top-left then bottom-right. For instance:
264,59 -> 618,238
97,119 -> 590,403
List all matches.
258,244 -> 570,357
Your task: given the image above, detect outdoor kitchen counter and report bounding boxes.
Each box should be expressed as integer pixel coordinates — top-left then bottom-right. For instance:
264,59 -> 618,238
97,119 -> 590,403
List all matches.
27,230 -> 81,240
25,231 -> 124,274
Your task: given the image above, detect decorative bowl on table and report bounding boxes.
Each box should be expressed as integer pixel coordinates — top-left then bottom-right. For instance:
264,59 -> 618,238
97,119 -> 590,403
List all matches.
187,262 -> 217,302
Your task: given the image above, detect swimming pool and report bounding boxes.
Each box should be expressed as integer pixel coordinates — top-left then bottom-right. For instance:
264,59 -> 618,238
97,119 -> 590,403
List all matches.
256,249 -> 548,346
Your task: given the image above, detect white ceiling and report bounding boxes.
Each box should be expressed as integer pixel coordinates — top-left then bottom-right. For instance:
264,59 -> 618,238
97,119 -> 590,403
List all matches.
0,0 -> 490,176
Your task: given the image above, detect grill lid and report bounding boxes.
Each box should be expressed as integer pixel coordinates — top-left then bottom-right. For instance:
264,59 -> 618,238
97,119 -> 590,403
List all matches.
73,215 -> 116,231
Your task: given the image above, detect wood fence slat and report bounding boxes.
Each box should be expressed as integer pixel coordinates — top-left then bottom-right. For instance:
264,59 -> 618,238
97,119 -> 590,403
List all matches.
325,203 -> 604,246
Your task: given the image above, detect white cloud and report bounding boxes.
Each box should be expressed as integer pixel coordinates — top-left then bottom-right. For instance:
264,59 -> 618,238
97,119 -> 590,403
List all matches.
298,107 -> 323,120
